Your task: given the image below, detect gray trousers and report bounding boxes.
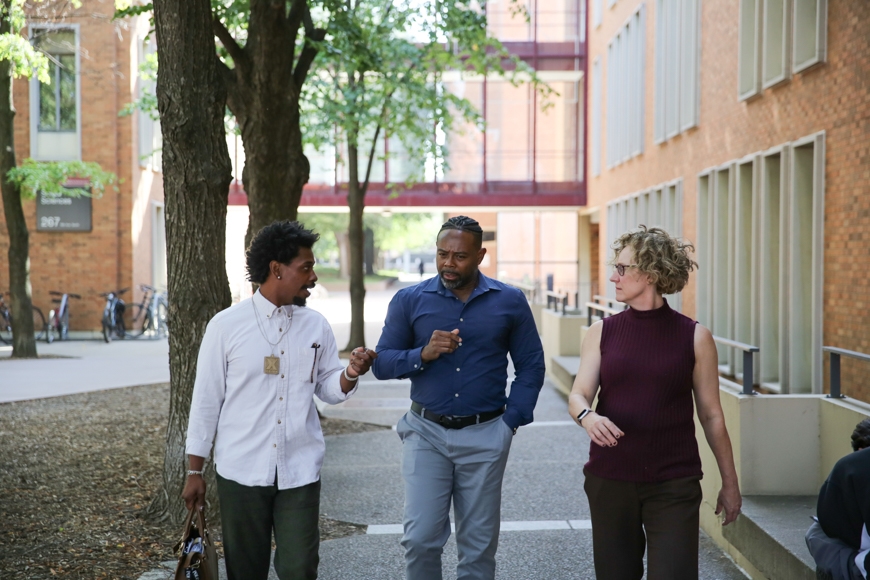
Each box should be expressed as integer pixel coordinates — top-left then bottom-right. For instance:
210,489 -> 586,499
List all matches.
396,409 -> 514,580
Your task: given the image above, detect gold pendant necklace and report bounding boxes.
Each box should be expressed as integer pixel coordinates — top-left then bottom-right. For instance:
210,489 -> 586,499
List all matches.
253,299 -> 292,375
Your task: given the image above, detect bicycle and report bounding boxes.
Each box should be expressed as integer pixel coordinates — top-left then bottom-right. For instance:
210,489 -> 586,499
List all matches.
46,290 -> 81,343
99,288 -> 128,343
0,293 -> 47,344
127,284 -> 169,339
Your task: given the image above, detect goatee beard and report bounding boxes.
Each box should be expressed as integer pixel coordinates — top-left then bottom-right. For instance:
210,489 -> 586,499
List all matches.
440,274 -> 464,289
293,296 -> 307,307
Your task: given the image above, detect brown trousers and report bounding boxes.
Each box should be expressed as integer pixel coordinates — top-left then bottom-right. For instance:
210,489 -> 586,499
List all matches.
584,469 -> 703,580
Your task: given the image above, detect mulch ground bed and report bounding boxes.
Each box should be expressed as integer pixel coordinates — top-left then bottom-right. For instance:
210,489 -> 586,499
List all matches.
0,383 -> 387,579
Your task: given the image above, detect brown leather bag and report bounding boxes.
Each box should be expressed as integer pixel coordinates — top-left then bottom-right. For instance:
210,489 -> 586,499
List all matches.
173,507 -> 219,580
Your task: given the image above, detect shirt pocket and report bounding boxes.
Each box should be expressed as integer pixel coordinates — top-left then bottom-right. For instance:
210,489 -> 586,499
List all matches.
299,344 -> 322,384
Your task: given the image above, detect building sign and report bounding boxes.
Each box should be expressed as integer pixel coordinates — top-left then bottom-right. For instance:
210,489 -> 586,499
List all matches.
36,188 -> 92,232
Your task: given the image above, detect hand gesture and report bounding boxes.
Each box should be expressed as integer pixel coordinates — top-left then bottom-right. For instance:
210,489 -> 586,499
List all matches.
347,347 -> 378,378
581,412 -> 625,448
421,329 -> 461,363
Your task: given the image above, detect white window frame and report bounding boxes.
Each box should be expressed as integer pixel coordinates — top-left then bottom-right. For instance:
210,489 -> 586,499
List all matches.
29,24 -> 82,162
792,0 -> 827,73
738,0 -> 762,100
761,0 -> 791,89
138,34 -> 162,171
606,6 -> 645,169
696,132 -> 825,394
591,57 -> 602,177
593,0 -> 603,28
654,0 -> 699,143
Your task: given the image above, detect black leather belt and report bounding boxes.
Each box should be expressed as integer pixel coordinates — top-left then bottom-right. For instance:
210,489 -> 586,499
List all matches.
410,401 -> 505,430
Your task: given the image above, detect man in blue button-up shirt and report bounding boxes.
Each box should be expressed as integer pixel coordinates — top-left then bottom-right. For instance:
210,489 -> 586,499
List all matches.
373,216 -> 545,580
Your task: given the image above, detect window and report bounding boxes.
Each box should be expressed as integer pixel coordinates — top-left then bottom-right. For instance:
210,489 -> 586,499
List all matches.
138,35 -> 162,171
593,0 -> 603,28
605,178 -> 684,310
738,0 -> 826,100
793,0 -> 827,72
591,58 -> 602,177
695,132 -> 825,393
653,0 -> 699,143
606,6 -> 645,169
30,27 -> 80,161
761,0 -> 789,87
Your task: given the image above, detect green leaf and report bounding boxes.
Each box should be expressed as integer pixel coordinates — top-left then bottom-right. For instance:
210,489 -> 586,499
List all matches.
7,160 -> 120,200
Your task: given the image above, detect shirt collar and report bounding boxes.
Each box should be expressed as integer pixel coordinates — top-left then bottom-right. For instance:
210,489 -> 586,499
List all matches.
253,289 -> 290,319
423,271 -> 497,298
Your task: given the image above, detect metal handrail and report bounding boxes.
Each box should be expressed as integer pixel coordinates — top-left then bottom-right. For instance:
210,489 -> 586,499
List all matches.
593,295 -> 626,310
545,291 -> 568,314
823,346 -> 870,399
585,302 -> 621,326
712,335 -> 759,396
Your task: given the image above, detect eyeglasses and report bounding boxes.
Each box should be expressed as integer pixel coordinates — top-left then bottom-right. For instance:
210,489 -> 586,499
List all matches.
614,263 -> 638,276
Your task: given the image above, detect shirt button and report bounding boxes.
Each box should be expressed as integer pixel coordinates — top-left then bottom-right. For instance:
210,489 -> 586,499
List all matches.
456,368 -> 460,372
460,318 -> 464,322
279,328 -> 283,332
281,374 -> 285,378
278,419 -> 282,424
455,393 -> 459,397
279,397 -> 283,401
281,350 -> 284,354
414,364 -> 418,368
273,444 -> 277,448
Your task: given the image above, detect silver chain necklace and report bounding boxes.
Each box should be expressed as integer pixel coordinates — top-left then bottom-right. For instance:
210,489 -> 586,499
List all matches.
253,299 -> 292,375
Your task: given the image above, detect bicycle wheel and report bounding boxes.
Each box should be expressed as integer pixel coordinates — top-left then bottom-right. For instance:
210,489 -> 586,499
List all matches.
32,307 -> 47,342
126,304 -> 147,338
102,311 -> 112,343
59,308 -> 69,341
46,310 -> 55,344
0,311 -> 11,344
156,301 -> 168,337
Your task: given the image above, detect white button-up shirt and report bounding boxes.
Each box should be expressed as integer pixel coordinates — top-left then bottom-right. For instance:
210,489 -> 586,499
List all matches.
186,291 -> 356,489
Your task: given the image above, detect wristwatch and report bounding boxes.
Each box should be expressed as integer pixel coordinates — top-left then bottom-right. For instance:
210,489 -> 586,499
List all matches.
576,408 -> 592,426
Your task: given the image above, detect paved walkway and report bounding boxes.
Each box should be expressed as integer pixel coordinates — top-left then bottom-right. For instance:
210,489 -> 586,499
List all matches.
0,284 -> 749,579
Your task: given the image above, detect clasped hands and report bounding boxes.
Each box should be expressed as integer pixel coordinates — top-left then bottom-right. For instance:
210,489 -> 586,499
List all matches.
347,347 -> 377,377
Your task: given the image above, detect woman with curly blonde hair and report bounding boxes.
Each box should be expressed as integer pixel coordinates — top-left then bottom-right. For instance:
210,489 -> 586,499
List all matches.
568,225 -> 742,580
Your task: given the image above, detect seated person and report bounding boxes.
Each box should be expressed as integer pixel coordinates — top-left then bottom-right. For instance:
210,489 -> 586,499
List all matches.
807,418 -> 870,580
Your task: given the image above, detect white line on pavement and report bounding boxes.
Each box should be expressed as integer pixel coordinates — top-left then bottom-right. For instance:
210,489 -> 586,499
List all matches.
367,520 -> 593,535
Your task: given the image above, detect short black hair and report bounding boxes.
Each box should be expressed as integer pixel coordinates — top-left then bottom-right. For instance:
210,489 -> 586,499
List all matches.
438,215 -> 483,248
246,221 -> 320,284
852,418 -> 870,451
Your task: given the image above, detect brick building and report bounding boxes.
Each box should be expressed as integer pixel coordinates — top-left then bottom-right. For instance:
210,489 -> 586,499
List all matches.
586,0 -> 870,401
0,4 -> 163,334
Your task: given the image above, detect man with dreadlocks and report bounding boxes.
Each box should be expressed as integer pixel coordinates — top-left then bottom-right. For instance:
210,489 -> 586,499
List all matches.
373,215 -> 545,579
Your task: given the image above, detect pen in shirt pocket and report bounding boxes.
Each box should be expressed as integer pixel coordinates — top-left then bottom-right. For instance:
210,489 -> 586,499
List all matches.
309,343 -> 321,383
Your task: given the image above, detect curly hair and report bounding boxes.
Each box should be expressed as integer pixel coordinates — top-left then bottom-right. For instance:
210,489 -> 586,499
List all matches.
851,418 -> 870,451
245,221 -> 320,284
610,225 -> 698,295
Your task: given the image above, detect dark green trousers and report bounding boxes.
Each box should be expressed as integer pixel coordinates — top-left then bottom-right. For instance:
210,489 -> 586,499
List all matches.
216,473 -> 320,580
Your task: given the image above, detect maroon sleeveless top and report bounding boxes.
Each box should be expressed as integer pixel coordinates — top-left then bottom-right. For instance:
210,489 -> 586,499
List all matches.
584,299 -> 703,483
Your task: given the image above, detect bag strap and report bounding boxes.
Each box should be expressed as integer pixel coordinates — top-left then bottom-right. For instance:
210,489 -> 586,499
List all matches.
173,507 -> 198,553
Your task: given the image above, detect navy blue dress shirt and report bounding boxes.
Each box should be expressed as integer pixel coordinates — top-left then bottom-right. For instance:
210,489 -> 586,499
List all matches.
373,274 -> 545,430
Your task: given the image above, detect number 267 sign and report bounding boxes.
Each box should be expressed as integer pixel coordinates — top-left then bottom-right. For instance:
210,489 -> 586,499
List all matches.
36,189 -> 92,233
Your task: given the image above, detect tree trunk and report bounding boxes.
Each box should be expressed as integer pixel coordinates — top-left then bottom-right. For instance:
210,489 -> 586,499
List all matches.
345,142 -> 366,351
149,0 -> 233,527
222,1 -> 315,247
0,9 -> 37,359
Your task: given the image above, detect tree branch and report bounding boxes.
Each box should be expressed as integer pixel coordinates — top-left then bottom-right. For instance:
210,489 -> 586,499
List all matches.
212,17 -> 246,69
293,2 -> 326,88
